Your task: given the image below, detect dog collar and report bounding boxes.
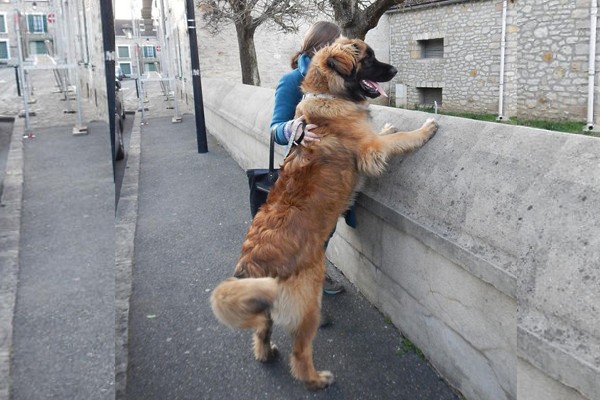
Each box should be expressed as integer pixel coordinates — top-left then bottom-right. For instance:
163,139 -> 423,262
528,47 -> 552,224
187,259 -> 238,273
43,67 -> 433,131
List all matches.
303,93 -> 336,100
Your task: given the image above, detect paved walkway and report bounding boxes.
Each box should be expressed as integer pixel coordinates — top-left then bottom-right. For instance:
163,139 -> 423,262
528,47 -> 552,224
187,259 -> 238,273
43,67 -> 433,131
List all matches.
0,67 -> 115,400
14,122 -> 114,399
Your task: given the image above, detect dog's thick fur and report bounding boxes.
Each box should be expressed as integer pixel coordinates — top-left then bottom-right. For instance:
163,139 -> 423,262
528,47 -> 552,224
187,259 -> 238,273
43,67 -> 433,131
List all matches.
211,38 -> 438,390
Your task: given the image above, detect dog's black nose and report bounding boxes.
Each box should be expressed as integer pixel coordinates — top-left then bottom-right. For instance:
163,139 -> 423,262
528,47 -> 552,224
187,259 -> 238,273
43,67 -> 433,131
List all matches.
389,66 -> 398,76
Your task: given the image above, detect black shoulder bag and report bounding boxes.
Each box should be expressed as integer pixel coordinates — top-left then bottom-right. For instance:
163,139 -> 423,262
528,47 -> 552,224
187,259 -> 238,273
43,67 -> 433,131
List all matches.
246,128 -> 280,218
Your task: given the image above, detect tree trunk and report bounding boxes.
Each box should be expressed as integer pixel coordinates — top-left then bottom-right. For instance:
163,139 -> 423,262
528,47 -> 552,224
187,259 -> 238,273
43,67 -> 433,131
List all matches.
333,0 -> 404,41
235,23 -> 260,86
342,25 -> 367,40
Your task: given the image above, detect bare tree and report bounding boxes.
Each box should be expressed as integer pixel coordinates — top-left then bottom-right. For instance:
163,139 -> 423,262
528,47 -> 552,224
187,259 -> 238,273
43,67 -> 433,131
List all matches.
197,0 -> 312,86
316,0 -> 436,39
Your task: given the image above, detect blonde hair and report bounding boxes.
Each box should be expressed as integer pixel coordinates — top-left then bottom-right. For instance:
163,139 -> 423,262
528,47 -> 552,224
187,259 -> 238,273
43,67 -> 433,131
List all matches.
290,21 -> 342,69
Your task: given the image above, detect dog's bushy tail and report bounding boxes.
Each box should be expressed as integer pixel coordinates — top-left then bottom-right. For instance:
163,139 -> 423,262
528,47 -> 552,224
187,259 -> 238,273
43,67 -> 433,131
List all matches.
210,277 -> 278,329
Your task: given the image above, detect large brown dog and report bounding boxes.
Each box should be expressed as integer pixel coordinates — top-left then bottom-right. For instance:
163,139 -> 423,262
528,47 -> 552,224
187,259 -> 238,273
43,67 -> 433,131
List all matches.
211,38 -> 438,390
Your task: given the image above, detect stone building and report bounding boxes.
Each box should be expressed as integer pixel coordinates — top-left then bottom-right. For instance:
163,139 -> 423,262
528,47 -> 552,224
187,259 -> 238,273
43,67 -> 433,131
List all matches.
388,0 -> 599,128
0,0 -> 55,65
0,0 -> 106,120
114,18 -> 161,78
157,0 -> 597,129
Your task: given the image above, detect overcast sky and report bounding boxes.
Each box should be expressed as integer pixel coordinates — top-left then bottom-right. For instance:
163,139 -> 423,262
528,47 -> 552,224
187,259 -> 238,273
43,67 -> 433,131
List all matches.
114,0 -> 137,19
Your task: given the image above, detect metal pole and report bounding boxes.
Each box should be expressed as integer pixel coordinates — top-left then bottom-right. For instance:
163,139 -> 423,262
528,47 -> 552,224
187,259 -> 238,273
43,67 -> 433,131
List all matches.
14,10 -> 32,136
99,0 -> 116,178
158,0 -> 181,122
63,0 -> 85,132
140,79 -> 146,123
15,65 -> 21,97
185,0 -> 207,153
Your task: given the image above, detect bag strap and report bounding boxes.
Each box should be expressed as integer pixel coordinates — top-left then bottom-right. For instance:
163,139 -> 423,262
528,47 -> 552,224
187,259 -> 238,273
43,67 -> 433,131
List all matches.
269,126 -> 277,172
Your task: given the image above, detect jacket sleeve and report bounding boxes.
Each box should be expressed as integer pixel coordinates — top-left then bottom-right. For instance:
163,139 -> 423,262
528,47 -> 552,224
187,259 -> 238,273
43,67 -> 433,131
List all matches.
270,71 -> 303,145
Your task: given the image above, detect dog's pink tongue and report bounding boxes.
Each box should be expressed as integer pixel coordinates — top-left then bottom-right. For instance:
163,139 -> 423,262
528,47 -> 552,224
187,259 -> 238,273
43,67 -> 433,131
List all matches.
368,80 -> 388,97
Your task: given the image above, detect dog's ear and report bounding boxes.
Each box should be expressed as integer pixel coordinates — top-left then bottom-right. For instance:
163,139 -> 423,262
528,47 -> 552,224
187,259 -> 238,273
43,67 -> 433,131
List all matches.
326,44 -> 357,77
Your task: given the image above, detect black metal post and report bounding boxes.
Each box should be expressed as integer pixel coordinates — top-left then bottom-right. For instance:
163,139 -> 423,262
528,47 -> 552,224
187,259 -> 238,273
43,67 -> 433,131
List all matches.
185,0 -> 208,153
99,0 -> 116,179
15,66 -> 21,97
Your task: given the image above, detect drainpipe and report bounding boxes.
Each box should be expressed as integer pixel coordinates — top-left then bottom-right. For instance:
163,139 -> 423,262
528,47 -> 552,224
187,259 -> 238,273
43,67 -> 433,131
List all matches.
497,0 -> 508,121
586,0 -> 597,131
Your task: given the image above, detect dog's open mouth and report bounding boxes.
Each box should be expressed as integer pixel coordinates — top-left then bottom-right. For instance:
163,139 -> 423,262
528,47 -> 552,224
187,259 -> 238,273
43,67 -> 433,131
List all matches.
360,80 -> 388,98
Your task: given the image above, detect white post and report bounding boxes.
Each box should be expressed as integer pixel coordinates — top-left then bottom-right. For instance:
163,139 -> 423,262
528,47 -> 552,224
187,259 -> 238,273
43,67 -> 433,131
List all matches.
586,0 -> 597,131
497,0 -> 507,121
14,8 -> 33,136
157,0 -> 181,122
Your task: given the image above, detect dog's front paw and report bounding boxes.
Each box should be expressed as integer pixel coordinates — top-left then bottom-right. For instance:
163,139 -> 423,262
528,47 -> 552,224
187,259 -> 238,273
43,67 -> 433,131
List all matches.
305,370 -> 335,390
379,122 -> 396,135
422,117 -> 439,139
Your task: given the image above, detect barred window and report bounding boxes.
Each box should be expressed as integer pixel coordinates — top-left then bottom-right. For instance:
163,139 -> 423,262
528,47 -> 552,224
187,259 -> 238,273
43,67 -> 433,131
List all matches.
419,38 -> 444,59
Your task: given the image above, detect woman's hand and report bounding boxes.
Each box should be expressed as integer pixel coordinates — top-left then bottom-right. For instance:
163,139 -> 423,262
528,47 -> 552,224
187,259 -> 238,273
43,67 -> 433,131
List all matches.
291,115 -> 320,146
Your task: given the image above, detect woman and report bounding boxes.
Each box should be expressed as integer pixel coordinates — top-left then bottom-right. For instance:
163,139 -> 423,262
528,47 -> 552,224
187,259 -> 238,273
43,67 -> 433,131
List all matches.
269,21 -> 350,296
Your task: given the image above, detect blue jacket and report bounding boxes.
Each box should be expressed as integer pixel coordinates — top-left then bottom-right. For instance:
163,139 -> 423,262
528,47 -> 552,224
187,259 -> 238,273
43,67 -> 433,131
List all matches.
270,53 -> 312,145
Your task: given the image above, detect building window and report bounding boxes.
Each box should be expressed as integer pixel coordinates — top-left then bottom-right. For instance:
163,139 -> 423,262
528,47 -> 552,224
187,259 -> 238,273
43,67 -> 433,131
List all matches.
142,45 -> 156,58
29,40 -> 48,55
417,87 -> 442,107
0,40 -> 9,60
27,14 -> 47,33
119,62 -> 132,76
144,62 -> 157,72
419,38 -> 444,59
117,45 -> 130,59
0,13 -> 7,33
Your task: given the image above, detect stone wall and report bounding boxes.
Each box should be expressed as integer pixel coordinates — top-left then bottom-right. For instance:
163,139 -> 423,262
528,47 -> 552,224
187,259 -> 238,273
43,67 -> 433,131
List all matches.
389,0 -> 514,115
199,78 -> 600,400
516,0 -> 599,122
388,0 -> 600,125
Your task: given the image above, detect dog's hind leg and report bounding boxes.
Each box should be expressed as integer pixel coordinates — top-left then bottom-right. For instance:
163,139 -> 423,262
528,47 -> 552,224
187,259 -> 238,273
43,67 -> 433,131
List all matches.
253,313 -> 279,362
289,305 -> 334,390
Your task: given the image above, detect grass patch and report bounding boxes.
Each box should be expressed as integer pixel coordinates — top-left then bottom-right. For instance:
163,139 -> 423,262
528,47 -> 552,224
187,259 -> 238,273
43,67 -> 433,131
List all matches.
383,314 -> 393,325
509,118 -> 587,134
398,337 -> 425,360
411,106 -> 599,136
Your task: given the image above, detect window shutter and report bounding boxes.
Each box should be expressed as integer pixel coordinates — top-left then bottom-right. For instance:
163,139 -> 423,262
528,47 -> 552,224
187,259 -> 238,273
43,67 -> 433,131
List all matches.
421,39 -> 444,59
